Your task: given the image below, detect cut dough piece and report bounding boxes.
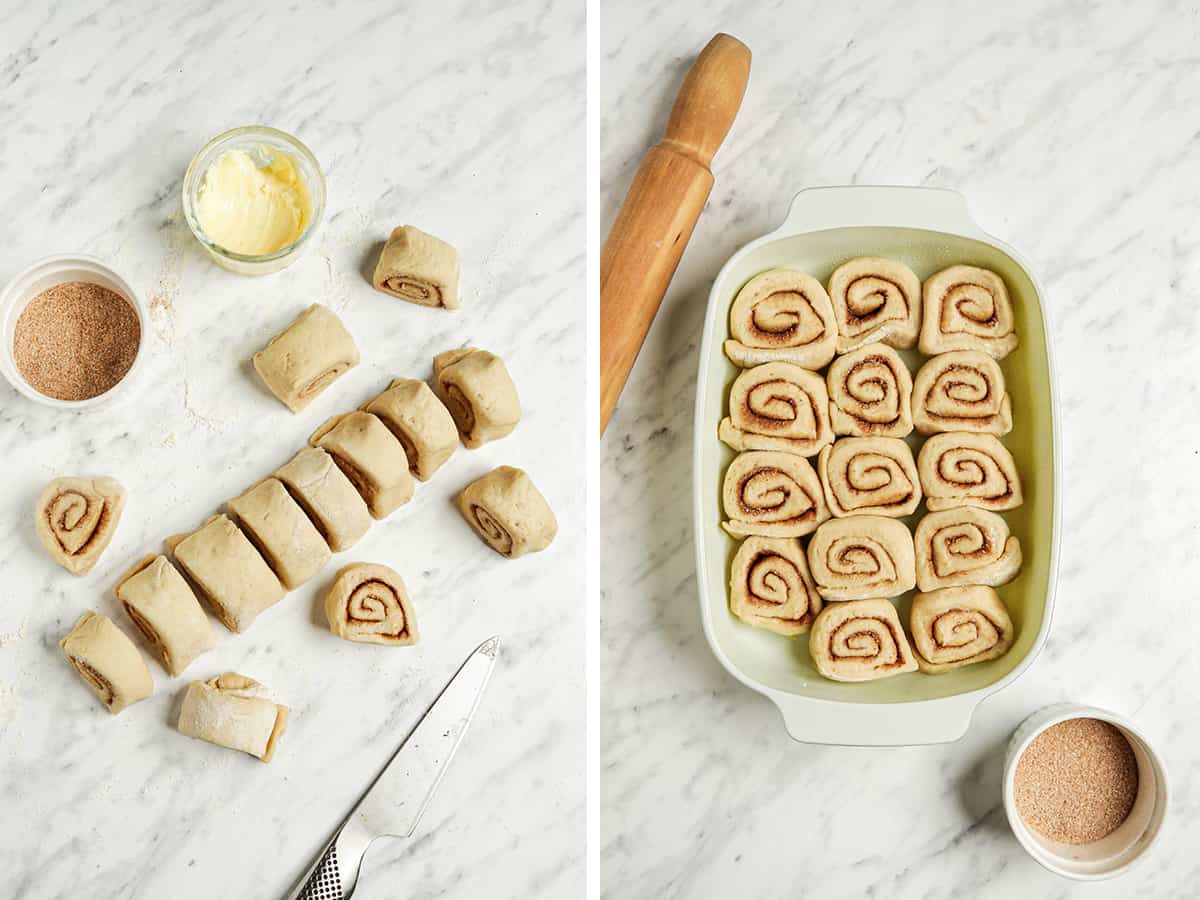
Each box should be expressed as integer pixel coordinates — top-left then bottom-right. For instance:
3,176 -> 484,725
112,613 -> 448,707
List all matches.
274,447 -> 372,552
115,555 -> 215,676
458,466 -> 557,558
363,378 -> 458,480
809,598 -> 917,682
817,437 -> 921,518
919,265 -> 1018,359
723,269 -> 837,369
310,412 -> 414,519
729,536 -> 822,635
34,476 -> 126,576
807,516 -> 916,601
718,362 -> 833,457
917,432 -> 1023,512
177,673 -> 288,762
827,256 -> 921,352
166,515 -> 285,633
372,225 -> 460,310
910,585 -> 1014,674
59,611 -> 153,714
914,507 -> 1022,591
227,478 -> 332,589
252,304 -> 359,412
721,450 -> 829,538
912,350 -> 1012,436
433,348 -> 521,448
325,563 -> 419,645
826,343 -> 913,438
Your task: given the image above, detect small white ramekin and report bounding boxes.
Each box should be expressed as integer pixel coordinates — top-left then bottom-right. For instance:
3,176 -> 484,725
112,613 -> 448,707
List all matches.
0,254 -> 148,410
181,125 -> 325,276
1003,703 -> 1169,880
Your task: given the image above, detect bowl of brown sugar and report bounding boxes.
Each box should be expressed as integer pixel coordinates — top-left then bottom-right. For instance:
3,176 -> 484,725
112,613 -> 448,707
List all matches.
1004,703 -> 1168,879
0,255 -> 146,409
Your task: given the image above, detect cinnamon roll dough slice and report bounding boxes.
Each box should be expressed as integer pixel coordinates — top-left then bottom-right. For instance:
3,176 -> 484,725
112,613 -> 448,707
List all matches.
826,343 -> 913,438
177,673 -> 288,762
729,536 -> 822,635
914,508 -> 1022,591
434,348 -> 521,448
723,269 -> 837,369
919,265 -> 1019,359
918,432 -> 1023,512
310,411 -> 414,519
59,611 -> 153,714
274,447 -> 372,552
227,479 -> 332,590
252,304 -> 359,413
363,378 -> 458,480
818,437 -> 921,518
34,476 -> 126,576
912,350 -> 1012,435
115,555 -> 215,676
373,225 -> 460,310
809,598 -> 917,682
457,466 -> 558,558
325,563 -> 419,645
807,516 -> 916,601
721,451 -> 829,538
718,362 -> 833,457
827,257 -> 921,352
910,585 -> 1014,674
166,515 -> 285,633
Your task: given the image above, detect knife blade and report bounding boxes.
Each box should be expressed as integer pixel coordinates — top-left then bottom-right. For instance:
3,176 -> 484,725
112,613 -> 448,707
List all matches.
285,636 -> 499,900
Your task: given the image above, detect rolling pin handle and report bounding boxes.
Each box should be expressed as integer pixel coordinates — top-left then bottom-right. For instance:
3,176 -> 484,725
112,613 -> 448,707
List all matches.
663,33 -> 752,168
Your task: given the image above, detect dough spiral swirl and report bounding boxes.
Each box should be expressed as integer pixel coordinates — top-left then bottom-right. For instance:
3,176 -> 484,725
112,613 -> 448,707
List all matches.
914,508 -> 1022,591
919,265 -> 1018,359
729,536 -> 823,635
909,585 -> 1014,673
806,515 -> 917,601
325,563 -> 419,646
809,598 -> 917,682
723,269 -> 837,369
34,476 -> 126,576
827,256 -> 921,352
826,342 -> 914,438
917,432 -> 1023,512
721,451 -> 829,538
719,362 -> 833,457
912,350 -> 1012,435
817,437 -> 921,518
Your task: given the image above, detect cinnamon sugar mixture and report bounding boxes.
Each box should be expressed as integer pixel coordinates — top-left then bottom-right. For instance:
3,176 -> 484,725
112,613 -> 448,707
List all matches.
1014,717 -> 1139,844
13,281 -> 140,401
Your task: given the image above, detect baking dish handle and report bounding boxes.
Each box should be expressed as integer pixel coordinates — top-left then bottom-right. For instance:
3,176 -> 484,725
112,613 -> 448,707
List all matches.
774,185 -> 989,238
772,691 -> 983,746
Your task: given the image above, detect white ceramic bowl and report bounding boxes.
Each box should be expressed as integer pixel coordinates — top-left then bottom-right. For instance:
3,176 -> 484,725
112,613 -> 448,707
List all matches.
0,254 -> 148,410
1003,704 -> 1169,879
694,186 -> 1062,745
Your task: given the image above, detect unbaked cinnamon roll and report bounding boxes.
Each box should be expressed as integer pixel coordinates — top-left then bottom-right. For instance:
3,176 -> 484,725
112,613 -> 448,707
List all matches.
912,350 -> 1012,435
729,536 -> 822,635
718,362 -> 833,457
177,673 -> 288,762
433,348 -> 521,448
809,598 -> 917,682
826,343 -> 913,438
914,508 -> 1022,591
59,611 -> 153,714
806,516 -> 916,601
721,450 -> 829,538
917,432 -> 1023,512
34,476 -> 126,576
325,563 -> 419,645
457,466 -> 558,558
827,256 -> 921,352
252,304 -> 360,413
817,437 -> 921,518
919,265 -> 1018,359
909,585 -> 1014,673
115,554 -> 215,676
373,225 -> 460,309
723,269 -> 837,369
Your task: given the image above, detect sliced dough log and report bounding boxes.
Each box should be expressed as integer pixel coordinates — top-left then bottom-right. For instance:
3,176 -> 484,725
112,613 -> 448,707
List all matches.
363,378 -> 458,481
177,673 -> 288,762
917,432 -> 1023,512
310,411 -> 414,519
912,350 -> 1012,435
909,585 -> 1014,674
826,342 -> 913,438
457,466 -> 557,558
252,304 -> 359,412
227,478 -> 331,590
34,476 -> 126,576
274,447 -> 373,552
718,361 -> 833,457
433,348 -> 521,448
817,437 -> 921,518
919,265 -> 1018,359
115,554 -> 215,676
723,269 -> 837,369
806,515 -> 916,601
59,611 -> 153,714
729,536 -> 822,635
809,598 -> 917,682
914,507 -> 1022,591
721,450 -> 829,538
827,256 -> 921,352
325,563 -> 419,645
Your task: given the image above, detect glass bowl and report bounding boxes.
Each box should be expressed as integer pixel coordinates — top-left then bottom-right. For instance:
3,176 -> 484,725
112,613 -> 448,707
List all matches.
182,125 -> 325,276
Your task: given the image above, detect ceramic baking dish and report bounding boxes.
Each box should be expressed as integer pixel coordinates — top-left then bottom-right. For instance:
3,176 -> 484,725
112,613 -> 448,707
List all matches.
693,186 -> 1061,745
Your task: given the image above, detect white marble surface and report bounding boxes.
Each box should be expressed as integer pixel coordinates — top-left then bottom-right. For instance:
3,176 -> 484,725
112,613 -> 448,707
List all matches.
602,1 -> 1198,896
0,2 -> 583,897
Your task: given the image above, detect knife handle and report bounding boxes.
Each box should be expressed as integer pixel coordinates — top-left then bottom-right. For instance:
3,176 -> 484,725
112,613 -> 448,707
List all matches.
284,822 -> 373,900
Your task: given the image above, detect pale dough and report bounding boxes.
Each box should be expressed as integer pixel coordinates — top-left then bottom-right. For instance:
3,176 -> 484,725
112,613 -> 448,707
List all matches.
457,466 -> 557,558
252,304 -> 359,413
826,342 -> 914,438
324,562 -> 419,645
809,599 -> 918,682
729,536 -> 822,635
721,450 -> 829,538
718,361 -> 833,457
434,348 -> 521,448
227,478 -> 331,590
177,672 -> 288,762
274,447 -> 372,552
912,350 -> 1012,436
115,554 -> 215,676
826,256 -> 921,352
909,585 -> 1014,674
372,225 -> 461,310
363,378 -> 458,481
806,515 -> 917,601
34,476 -> 126,576
723,269 -> 837,369
310,411 -> 414,519
59,611 -> 153,714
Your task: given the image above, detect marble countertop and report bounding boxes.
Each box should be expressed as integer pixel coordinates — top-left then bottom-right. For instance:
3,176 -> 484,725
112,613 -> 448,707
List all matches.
601,1 -> 1197,897
0,2 -> 583,898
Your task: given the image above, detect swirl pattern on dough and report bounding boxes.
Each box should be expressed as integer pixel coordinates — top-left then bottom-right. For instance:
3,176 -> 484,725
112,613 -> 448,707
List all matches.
35,477 -> 126,576
912,350 -> 1012,435
826,342 -> 914,438
325,563 -> 419,646
723,269 -> 837,369
806,515 -> 917,601
718,362 -> 833,457
817,437 -> 921,518
919,265 -> 1018,359
809,598 -> 918,682
729,536 -> 823,635
721,451 -> 829,538
827,256 -> 921,352
914,508 -> 1022,591
909,585 -> 1014,673
917,432 -> 1023,512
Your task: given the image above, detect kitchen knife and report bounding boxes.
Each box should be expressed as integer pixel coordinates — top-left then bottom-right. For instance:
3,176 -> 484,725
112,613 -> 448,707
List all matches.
284,636 -> 499,899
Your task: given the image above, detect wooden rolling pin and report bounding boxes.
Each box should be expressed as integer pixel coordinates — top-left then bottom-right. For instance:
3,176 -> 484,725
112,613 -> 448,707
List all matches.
599,33 -> 751,433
